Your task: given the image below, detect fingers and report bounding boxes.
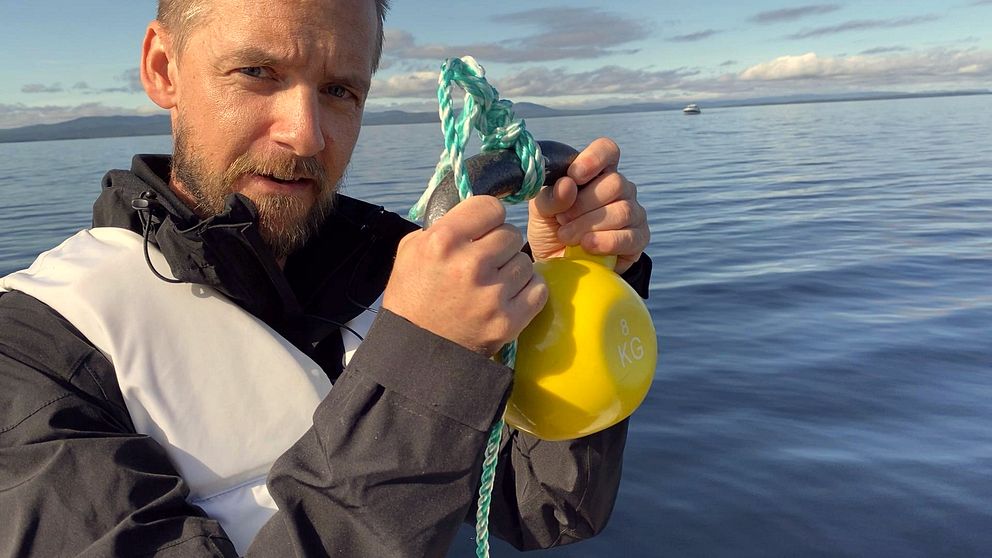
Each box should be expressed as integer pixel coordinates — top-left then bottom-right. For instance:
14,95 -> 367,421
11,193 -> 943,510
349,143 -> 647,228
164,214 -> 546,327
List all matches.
432,195 -> 506,240
384,193 -> 545,356
557,198 -> 647,246
568,137 -> 620,185
511,270 -> 548,323
575,228 -> 650,260
498,251 -> 538,296
472,224 -> 525,270
530,176 -> 578,219
422,195 -> 518,266
558,171 -> 637,225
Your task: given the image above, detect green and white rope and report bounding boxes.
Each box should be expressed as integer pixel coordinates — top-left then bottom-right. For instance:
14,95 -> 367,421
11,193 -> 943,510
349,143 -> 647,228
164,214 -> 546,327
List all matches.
408,56 -> 546,221
474,341 -> 516,558
408,56 -> 544,558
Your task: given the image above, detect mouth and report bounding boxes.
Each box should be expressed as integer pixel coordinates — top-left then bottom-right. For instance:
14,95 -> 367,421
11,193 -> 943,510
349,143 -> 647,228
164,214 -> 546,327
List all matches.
252,173 -> 316,191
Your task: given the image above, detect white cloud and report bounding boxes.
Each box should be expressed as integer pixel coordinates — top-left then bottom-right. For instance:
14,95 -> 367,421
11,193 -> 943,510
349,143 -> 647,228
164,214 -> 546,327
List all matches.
369,47 -> 992,106
740,49 -> 992,83
371,64 -> 701,102
370,70 -> 439,98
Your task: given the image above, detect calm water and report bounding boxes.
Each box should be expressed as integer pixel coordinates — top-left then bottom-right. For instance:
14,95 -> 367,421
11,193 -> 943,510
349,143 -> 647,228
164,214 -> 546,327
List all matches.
2,95 -> 991,557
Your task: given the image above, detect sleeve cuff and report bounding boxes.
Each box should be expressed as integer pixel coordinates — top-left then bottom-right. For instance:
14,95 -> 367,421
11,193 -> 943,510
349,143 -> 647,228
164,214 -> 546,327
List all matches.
345,309 -> 513,432
620,252 -> 652,300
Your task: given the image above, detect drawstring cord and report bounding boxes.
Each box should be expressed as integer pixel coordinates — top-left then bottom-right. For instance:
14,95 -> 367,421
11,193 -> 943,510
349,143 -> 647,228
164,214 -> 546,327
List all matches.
132,191 -> 183,284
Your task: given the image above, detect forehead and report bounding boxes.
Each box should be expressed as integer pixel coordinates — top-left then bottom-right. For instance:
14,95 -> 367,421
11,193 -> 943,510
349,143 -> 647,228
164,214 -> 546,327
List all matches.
192,0 -> 378,73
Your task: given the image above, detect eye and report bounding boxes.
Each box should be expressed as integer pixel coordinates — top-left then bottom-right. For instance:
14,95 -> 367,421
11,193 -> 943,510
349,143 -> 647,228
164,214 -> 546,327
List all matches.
323,84 -> 351,99
238,67 -> 273,79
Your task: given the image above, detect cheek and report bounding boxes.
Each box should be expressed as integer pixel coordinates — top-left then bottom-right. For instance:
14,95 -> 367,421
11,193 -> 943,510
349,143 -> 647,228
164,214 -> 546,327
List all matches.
322,113 -> 363,171
195,91 -> 265,164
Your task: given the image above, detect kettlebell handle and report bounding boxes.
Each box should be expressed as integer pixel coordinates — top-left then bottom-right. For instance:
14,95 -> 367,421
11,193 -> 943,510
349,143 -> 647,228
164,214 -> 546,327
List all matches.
422,140 -> 579,228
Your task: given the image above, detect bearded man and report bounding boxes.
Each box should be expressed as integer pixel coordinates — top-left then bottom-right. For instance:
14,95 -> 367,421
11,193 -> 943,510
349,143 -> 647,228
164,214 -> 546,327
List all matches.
0,0 -> 652,556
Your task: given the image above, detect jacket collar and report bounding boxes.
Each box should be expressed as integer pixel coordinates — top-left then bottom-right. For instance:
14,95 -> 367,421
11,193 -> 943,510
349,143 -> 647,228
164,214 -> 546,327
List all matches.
92,155 -> 417,343
95,155 -> 300,329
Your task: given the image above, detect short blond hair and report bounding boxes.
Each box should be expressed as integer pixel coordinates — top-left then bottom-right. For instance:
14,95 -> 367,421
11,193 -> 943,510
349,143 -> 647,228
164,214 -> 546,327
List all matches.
156,0 -> 390,71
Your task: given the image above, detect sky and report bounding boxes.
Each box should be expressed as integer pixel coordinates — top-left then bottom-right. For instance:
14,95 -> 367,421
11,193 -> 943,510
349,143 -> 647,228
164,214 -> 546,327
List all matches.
1,1 -> 990,128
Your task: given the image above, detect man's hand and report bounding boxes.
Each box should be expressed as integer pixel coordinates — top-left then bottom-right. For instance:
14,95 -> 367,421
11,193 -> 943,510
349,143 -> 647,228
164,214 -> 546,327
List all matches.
383,196 -> 549,356
527,137 -> 649,274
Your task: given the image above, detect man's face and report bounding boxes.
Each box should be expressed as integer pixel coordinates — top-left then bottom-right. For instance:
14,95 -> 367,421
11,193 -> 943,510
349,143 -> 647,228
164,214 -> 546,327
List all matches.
168,0 -> 377,259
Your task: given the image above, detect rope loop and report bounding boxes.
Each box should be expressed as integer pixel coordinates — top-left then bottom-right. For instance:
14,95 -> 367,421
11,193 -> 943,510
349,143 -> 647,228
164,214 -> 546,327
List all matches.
408,56 -> 546,221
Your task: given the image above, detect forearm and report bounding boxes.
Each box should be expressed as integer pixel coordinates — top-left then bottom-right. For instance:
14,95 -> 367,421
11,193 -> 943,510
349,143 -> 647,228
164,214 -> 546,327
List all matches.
254,310 -> 513,557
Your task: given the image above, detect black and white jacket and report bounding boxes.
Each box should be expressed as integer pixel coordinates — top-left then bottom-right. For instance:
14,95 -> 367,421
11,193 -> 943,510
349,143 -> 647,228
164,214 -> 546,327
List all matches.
0,154 -> 651,557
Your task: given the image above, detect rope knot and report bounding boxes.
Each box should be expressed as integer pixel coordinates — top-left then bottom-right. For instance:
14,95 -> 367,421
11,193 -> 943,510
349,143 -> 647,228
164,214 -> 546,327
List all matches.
408,56 -> 546,221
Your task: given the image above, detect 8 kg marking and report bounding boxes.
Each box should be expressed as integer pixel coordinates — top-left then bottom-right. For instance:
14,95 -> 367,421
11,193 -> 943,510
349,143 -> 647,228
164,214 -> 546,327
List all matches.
617,319 -> 645,368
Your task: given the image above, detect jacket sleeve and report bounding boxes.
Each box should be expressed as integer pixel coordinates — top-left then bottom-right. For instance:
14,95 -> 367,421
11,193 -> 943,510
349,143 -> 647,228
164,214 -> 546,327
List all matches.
251,309 -> 514,557
254,253 -> 653,555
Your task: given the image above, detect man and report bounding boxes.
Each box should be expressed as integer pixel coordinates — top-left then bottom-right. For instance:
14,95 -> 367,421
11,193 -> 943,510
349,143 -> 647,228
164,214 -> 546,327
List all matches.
0,0 -> 652,556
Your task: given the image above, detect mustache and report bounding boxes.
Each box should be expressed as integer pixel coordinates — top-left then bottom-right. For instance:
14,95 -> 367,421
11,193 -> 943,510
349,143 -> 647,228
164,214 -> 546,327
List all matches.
224,152 -> 330,186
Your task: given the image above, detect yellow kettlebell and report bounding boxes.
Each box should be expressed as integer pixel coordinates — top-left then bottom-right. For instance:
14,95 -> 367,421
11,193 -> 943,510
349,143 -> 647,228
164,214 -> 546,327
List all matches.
419,139 -> 657,441
506,245 -> 657,441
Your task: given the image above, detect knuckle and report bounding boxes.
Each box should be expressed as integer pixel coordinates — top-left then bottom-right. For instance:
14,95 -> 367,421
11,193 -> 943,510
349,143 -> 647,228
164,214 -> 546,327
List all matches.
623,178 -> 638,199
476,195 -> 506,220
598,234 -> 621,254
515,254 -> 535,280
507,225 -> 525,249
615,200 -> 636,224
595,137 -> 620,164
396,230 -> 416,252
532,277 -> 549,307
423,226 -> 458,257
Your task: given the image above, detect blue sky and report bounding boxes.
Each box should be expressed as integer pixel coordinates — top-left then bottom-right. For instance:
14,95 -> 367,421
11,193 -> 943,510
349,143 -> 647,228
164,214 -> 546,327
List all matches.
1,1 -> 990,128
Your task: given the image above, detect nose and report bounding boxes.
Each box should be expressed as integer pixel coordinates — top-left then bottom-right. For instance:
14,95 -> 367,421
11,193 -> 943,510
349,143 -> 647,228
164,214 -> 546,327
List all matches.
270,86 -> 326,157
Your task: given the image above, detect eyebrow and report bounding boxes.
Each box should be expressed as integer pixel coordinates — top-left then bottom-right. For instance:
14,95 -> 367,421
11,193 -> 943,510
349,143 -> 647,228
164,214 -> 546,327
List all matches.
221,46 -> 283,68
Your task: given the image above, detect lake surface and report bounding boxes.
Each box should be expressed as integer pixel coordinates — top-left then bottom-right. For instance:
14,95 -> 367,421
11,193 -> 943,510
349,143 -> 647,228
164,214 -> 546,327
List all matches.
2,95 -> 991,557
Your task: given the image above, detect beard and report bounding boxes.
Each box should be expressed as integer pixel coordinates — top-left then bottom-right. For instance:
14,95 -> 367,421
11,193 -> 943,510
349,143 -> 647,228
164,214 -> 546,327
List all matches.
171,120 -> 340,261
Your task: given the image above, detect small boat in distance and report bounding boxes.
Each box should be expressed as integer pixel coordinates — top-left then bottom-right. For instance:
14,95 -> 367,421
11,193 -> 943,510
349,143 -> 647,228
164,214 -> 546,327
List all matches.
682,104 -> 701,114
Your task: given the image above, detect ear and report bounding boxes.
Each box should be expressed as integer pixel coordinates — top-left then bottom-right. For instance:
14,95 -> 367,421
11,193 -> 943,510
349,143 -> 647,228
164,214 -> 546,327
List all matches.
141,21 -> 178,110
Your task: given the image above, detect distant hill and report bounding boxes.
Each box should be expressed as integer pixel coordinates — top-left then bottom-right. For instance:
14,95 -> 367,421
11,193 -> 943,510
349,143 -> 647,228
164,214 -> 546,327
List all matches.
0,115 -> 172,143
1,90 -> 988,144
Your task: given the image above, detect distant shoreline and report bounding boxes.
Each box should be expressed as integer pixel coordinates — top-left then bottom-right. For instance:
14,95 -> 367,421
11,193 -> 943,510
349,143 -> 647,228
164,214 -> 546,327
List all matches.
1,89 -> 988,144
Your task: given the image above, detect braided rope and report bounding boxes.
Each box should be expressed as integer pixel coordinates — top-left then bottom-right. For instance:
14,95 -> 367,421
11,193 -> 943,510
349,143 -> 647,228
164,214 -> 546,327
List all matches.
475,341 -> 516,558
408,56 -> 546,221
408,56 -> 546,557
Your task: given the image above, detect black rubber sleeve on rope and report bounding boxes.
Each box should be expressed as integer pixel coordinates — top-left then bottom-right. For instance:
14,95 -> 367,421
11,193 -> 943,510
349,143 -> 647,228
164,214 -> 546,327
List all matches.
422,140 -> 579,228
